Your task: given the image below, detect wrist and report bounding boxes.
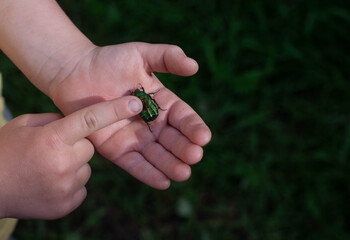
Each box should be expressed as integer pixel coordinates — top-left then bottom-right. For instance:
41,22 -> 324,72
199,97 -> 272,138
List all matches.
0,0 -> 97,97
44,41 -> 97,99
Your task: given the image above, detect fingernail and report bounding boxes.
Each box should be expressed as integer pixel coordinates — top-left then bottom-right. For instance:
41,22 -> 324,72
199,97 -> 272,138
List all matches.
129,99 -> 142,112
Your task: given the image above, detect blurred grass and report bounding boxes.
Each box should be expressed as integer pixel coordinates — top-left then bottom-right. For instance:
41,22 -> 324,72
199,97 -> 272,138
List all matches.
1,0 -> 350,239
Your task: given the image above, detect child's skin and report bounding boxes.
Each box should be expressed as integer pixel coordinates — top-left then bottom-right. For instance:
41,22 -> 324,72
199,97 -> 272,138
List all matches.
0,96 -> 143,219
0,0 -> 211,218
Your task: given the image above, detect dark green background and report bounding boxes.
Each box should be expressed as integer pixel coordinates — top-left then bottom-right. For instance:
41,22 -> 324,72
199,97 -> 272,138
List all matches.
1,0 -> 350,239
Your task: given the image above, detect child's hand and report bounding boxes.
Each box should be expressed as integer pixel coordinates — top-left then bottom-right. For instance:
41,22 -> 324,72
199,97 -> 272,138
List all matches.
49,42 -> 212,190
0,96 -> 142,219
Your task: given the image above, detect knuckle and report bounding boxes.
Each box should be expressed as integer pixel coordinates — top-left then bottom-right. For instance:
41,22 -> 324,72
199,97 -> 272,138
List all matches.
45,154 -> 71,177
44,130 -> 64,150
83,164 -> 92,179
168,45 -> 183,54
55,181 -> 73,197
45,184 -> 80,219
48,200 -> 73,219
53,160 -> 70,176
82,110 -> 99,130
52,188 -> 86,219
113,104 -> 123,121
40,189 -> 72,219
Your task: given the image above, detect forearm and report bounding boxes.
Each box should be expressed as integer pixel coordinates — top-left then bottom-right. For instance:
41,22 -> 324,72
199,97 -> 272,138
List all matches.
0,0 -> 95,95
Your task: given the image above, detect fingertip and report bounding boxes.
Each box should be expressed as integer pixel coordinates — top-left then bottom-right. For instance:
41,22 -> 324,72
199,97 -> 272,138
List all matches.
184,57 -> 199,76
147,171 -> 171,190
157,179 -> 171,190
165,46 -> 198,76
147,168 -> 171,190
128,98 -> 143,113
176,54 -> 198,77
185,145 -> 203,165
192,125 -> 212,146
174,164 -> 191,182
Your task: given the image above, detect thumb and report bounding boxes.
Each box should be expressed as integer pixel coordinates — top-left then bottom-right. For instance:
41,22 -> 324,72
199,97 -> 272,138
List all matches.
46,96 -> 142,145
139,43 -> 199,76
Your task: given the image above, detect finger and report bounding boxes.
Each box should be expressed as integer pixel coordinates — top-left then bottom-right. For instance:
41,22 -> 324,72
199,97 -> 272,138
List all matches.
141,142 -> 191,182
93,118 -> 146,158
112,152 -> 171,190
168,100 -> 212,146
75,164 -> 91,189
73,138 -> 95,166
46,96 -> 142,145
69,187 -> 87,214
159,125 -> 203,165
14,113 -> 62,127
95,121 -> 172,189
54,187 -> 87,219
140,43 -> 199,76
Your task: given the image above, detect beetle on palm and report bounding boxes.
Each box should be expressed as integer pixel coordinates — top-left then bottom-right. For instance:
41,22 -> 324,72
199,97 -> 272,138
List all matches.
131,84 -> 166,132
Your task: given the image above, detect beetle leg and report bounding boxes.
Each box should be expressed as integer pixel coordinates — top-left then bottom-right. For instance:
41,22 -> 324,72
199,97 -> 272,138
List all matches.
141,116 -> 153,132
149,89 -> 159,95
146,122 -> 152,132
139,84 -> 145,92
152,99 -> 167,111
157,104 -> 167,111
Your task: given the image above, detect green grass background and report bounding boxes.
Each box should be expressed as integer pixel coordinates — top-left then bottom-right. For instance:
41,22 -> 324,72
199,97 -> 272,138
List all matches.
1,0 -> 350,239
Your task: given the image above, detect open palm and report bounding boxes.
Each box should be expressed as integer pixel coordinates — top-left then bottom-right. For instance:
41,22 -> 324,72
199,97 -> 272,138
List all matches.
50,42 -> 211,189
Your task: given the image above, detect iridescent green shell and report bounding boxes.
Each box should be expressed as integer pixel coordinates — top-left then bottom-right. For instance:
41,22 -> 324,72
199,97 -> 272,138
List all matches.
131,85 -> 166,131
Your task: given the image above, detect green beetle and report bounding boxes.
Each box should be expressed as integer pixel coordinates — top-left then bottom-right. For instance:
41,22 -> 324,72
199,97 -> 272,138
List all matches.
131,84 -> 166,131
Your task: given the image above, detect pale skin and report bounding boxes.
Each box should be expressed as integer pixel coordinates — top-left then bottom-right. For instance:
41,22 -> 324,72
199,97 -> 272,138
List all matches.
0,0 -> 211,218
0,96 -> 143,219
